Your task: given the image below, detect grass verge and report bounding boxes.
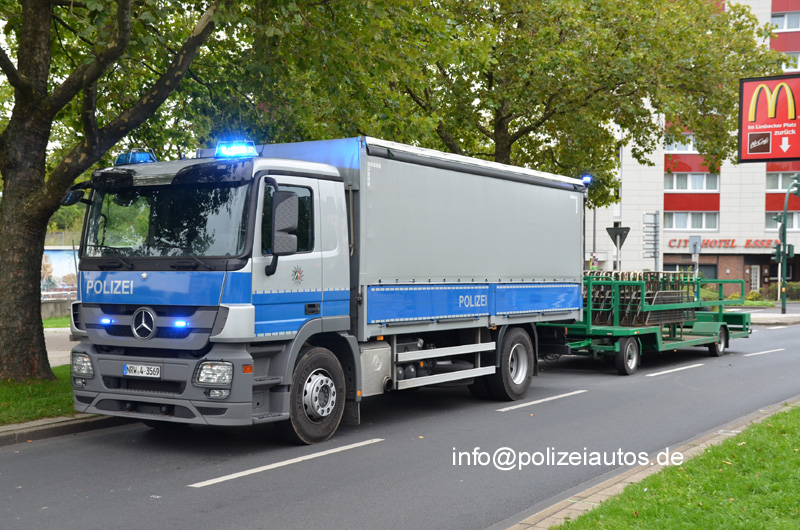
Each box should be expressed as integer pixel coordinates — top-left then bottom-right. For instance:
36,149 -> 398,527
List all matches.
43,315 -> 71,328
555,404 -> 800,530
0,365 -> 74,426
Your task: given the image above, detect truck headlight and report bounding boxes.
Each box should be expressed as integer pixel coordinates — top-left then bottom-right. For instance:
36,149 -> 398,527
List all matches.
71,352 -> 94,377
195,362 -> 233,386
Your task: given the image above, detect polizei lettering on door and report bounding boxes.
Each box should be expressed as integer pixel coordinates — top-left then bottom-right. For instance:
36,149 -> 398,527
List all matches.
459,295 -> 488,308
85,280 -> 134,295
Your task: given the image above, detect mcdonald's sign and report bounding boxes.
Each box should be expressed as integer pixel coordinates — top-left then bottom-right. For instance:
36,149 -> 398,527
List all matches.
739,73 -> 800,162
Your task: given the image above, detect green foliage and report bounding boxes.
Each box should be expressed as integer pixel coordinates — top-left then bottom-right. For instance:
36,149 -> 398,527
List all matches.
210,0 -> 781,208
745,290 -> 763,301
0,365 -> 74,425
766,282 -> 800,301
42,316 -> 71,329
556,405 -> 800,529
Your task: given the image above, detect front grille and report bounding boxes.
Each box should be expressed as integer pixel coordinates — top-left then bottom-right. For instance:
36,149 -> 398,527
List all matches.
99,305 -> 201,317
197,407 -> 227,416
102,325 -> 193,340
103,376 -> 185,394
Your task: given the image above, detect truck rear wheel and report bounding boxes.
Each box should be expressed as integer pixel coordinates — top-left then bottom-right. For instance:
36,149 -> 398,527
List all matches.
708,327 -> 728,357
615,337 -> 639,375
277,347 -> 345,445
485,327 -> 534,401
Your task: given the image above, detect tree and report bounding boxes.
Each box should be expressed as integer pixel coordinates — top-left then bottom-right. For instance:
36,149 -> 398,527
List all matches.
242,0 -> 783,208
0,1 -> 228,380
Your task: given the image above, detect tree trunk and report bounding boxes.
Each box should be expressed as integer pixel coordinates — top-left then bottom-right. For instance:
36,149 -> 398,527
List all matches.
493,101 -> 513,165
0,155 -> 56,380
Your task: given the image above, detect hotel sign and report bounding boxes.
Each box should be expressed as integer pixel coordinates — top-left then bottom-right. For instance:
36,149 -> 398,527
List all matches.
738,74 -> 800,163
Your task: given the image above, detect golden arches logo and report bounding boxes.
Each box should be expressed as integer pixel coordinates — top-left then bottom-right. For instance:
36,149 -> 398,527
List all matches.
748,83 -> 797,122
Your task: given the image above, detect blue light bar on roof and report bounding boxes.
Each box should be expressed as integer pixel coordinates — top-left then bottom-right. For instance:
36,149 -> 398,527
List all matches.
215,141 -> 258,158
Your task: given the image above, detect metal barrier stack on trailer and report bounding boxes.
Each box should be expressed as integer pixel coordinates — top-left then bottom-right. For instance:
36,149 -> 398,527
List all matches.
538,271 -> 751,375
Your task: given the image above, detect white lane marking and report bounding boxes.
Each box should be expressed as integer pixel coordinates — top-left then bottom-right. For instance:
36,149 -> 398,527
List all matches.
766,326 -> 787,330
496,390 -> 588,412
645,363 -> 705,377
188,438 -> 384,488
744,348 -> 786,357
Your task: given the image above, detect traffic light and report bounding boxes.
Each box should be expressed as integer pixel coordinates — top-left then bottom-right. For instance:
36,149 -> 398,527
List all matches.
792,174 -> 800,197
772,243 -> 784,263
774,213 -> 787,244
788,244 -> 795,259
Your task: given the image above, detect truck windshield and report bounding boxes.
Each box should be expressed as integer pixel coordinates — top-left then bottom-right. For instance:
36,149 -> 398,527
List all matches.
82,181 -> 251,258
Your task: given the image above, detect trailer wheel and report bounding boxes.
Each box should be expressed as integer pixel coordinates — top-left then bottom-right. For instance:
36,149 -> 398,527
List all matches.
615,337 -> 639,375
277,347 -> 345,445
486,327 -> 534,401
708,327 -> 728,357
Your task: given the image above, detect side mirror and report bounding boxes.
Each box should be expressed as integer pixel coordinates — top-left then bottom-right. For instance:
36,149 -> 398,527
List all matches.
60,189 -> 85,206
272,190 -> 298,256
265,190 -> 298,276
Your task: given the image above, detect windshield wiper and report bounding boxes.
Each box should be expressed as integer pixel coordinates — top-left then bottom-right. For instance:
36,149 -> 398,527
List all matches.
91,250 -> 134,270
169,253 -> 215,271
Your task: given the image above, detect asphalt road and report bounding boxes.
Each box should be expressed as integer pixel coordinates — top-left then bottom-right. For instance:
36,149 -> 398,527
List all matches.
6,323 -> 800,530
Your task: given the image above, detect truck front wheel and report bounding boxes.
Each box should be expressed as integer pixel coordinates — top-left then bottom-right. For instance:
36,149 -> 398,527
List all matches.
278,347 -> 345,445
486,327 -> 534,401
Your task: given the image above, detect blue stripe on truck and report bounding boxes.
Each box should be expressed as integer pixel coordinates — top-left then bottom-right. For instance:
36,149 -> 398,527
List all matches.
81,271 -> 226,306
366,283 -> 581,324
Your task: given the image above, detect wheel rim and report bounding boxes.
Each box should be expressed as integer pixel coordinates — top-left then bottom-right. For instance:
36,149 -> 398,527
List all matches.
302,369 -> 337,422
625,341 -> 637,370
508,343 -> 529,385
717,333 -> 726,354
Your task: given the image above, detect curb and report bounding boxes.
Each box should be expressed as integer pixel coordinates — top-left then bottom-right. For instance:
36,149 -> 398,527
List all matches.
0,415 -> 132,448
750,315 -> 800,325
507,395 -> 800,530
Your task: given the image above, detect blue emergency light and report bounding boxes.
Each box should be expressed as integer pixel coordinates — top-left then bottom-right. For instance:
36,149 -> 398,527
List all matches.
114,148 -> 157,166
100,318 -> 113,325
173,320 -> 188,328
215,141 -> 258,158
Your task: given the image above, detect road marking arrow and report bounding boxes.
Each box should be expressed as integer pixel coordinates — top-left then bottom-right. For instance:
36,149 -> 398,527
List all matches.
781,136 -> 791,153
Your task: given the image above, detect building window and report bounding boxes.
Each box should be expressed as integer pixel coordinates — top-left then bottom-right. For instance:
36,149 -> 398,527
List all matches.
783,51 -> 800,72
772,12 -> 800,31
664,173 -> 719,191
664,134 -> 696,153
664,212 -> 718,230
766,212 -> 798,230
766,172 -> 800,191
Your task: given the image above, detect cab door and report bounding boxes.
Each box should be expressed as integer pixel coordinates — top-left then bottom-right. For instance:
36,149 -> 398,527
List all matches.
251,175 -> 323,339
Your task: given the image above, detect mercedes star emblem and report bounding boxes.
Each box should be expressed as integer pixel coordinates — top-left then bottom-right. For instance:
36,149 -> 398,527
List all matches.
131,307 -> 156,340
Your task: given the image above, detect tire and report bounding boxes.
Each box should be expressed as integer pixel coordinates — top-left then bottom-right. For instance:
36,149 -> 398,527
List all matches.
485,327 -> 535,401
708,327 -> 728,357
277,347 -> 346,445
615,337 -> 639,375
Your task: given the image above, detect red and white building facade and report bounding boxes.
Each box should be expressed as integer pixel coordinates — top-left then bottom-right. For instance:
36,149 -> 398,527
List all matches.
588,0 -> 800,297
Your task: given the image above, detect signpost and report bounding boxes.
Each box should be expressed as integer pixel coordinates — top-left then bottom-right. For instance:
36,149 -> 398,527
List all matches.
607,226 -> 630,272
738,74 -> 800,163
643,211 -> 660,271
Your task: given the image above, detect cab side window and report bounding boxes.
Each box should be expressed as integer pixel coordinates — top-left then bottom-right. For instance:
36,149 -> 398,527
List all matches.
262,185 -> 314,255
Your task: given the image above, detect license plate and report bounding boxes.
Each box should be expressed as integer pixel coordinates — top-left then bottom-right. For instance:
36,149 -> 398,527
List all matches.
123,363 -> 161,379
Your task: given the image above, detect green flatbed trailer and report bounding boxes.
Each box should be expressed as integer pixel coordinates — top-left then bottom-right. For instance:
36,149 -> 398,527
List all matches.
538,271 -> 752,375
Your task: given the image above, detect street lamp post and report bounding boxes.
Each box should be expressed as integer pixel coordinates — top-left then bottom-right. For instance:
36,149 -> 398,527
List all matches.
778,175 -> 800,314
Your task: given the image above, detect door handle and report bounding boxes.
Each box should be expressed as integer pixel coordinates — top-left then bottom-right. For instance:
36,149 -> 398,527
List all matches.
305,303 -> 320,315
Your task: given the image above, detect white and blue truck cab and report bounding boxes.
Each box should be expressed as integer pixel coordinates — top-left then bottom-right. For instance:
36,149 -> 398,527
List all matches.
63,137 -> 585,444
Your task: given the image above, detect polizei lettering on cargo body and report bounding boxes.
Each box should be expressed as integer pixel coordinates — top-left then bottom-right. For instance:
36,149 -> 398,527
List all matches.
85,280 -> 134,295
459,294 -> 488,308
